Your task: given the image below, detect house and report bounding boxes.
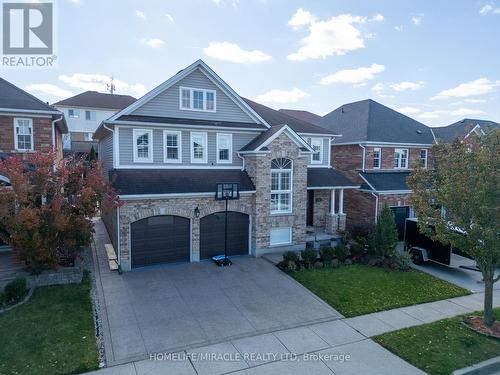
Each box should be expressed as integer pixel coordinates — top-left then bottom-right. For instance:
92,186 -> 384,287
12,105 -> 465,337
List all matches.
432,118 -> 499,144
0,77 -> 67,167
94,60 -> 356,271
53,91 -> 136,155
317,99 -> 435,238
278,109 -> 323,126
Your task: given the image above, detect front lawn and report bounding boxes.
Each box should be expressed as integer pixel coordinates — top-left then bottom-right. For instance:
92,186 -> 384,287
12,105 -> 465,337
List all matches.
288,265 -> 469,317
374,308 -> 500,375
0,272 -> 98,375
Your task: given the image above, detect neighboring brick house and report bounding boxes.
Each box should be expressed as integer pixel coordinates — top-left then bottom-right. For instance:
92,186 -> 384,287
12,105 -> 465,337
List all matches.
53,91 -> 136,155
433,118 -> 499,145
94,60 -> 356,271
313,99 -> 435,238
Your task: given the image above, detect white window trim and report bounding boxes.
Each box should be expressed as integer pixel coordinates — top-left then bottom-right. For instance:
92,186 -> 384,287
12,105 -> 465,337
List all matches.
373,147 -> 381,169
133,129 -> 153,163
420,149 -> 428,169
216,133 -> 232,164
68,109 -> 80,118
13,117 -> 34,151
270,160 -> 293,215
85,110 -> 96,121
163,130 -> 182,163
308,137 -> 323,164
179,86 -> 217,113
394,148 -> 409,169
190,131 -> 208,163
270,227 -> 292,246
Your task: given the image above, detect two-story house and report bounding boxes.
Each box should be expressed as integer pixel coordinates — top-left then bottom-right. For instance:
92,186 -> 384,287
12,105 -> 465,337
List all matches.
433,118 -> 499,145
94,60 -> 356,271
316,99 -> 435,238
53,91 -> 136,154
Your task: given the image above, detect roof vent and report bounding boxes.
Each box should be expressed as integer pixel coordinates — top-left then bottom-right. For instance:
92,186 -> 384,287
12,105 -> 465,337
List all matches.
416,130 -> 422,134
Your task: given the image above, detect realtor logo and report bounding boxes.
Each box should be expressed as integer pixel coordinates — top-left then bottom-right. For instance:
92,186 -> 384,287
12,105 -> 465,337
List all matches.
1,1 -> 57,68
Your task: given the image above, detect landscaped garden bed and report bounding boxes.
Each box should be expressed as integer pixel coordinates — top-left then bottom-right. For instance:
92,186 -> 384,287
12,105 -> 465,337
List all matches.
374,308 -> 500,375
0,271 -> 98,375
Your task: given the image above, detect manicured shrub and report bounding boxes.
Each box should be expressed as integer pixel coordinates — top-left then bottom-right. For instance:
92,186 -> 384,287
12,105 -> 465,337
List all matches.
3,277 -> 27,304
392,251 -> 413,271
319,247 -> 335,262
350,237 -> 368,259
314,261 -> 324,269
282,251 -> 299,263
301,248 -> 317,267
283,260 -> 296,272
334,244 -> 349,261
330,259 -> 339,268
368,204 -> 398,258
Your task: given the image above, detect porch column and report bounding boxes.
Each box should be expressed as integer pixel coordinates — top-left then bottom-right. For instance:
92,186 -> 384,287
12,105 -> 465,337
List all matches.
339,189 -> 344,214
330,189 -> 336,215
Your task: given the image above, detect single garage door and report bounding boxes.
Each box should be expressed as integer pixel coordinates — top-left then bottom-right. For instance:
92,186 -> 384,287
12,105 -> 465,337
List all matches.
200,212 -> 249,260
391,206 -> 410,240
131,215 -> 190,268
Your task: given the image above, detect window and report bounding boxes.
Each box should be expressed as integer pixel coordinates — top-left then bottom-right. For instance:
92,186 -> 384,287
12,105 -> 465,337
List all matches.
270,227 -> 292,246
271,158 -> 293,214
85,110 -> 96,121
191,132 -> 207,163
68,109 -> 80,118
373,147 -> 381,168
393,148 -> 408,169
62,133 -> 71,149
216,133 -> 232,163
84,132 -> 94,141
164,131 -> 182,163
133,129 -> 153,162
179,87 -> 216,112
307,137 -> 323,164
420,149 -> 428,168
14,118 -> 33,151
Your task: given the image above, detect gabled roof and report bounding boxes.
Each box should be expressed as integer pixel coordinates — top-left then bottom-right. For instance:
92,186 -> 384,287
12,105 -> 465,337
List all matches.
320,99 -> 434,145
307,168 -> 358,189
278,109 -> 323,126
432,118 -> 500,143
0,77 -> 61,114
359,171 -> 411,193
242,98 -> 339,136
239,124 -> 315,152
53,91 -> 136,110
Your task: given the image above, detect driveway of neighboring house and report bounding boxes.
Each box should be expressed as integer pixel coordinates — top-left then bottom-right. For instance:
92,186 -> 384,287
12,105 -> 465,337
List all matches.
92,220 -> 341,366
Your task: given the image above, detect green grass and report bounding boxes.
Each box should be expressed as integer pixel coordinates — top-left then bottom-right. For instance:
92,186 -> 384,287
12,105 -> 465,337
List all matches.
0,272 -> 98,375
374,308 -> 500,375
289,265 -> 470,317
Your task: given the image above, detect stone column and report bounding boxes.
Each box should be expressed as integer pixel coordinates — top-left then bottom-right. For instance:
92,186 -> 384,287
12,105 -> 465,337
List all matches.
191,217 -> 200,262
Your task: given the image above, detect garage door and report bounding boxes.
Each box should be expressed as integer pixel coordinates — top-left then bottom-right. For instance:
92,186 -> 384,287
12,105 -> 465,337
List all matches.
200,212 -> 249,260
131,215 -> 190,268
391,206 -> 410,241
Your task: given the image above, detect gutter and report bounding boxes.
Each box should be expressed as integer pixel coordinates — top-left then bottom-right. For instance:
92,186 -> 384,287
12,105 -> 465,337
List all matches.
359,144 -> 366,172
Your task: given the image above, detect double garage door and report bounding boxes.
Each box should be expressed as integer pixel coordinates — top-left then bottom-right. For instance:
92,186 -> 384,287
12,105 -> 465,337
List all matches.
131,212 -> 249,268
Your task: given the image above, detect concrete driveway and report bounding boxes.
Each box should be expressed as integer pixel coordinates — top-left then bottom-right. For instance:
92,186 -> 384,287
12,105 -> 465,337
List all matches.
93,221 -> 341,365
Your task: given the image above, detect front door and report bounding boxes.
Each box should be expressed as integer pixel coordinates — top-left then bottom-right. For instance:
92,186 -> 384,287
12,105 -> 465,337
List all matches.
307,190 -> 314,227
391,206 -> 410,240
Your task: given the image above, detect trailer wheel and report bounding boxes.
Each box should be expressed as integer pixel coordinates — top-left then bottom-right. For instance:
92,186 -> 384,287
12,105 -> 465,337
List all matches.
410,249 -> 424,265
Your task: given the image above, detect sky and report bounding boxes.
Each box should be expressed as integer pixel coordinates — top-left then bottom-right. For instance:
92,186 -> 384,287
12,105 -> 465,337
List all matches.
2,0 -> 500,127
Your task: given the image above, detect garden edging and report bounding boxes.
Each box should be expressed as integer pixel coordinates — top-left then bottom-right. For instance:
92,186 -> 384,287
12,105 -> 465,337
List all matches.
0,287 -> 34,314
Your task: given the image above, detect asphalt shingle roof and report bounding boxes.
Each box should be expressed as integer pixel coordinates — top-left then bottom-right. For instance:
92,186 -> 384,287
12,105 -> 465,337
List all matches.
359,171 -> 411,192
240,124 -> 286,151
278,109 -> 323,125
115,114 -> 267,129
110,169 -> 256,195
432,118 -> 500,143
319,99 -> 434,145
53,91 -> 136,110
307,168 -> 357,188
0,77 -> 60,113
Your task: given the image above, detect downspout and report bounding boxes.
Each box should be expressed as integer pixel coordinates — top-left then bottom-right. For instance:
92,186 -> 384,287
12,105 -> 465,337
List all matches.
359,144 -> 366,172
371,192 -> 379,223
237,152 -> 245,171
51,115 -> 63,170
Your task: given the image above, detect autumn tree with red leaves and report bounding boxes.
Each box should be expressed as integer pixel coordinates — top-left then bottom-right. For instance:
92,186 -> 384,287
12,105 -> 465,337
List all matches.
0,152 -> 118,273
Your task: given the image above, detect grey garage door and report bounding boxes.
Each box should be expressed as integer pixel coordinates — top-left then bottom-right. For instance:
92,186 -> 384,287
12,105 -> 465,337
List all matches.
131,215 -> 190,268
200,212 -> 249,260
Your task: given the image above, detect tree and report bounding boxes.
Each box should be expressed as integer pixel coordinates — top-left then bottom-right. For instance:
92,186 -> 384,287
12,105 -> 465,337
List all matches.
368,203 -> 399,258
88,146 -> 97,162
407,129 -> 499,327
0,151 -> 118,273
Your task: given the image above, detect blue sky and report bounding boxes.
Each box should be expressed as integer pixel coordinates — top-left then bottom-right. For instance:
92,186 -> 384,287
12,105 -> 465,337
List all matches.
3,0 -> 500,126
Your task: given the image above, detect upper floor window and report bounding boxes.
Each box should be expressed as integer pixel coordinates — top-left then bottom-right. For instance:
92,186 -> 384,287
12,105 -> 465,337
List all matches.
85,110 -> 96,121
84,132 -> 93,141
373,147 -> 381,168
191,132 -> 207,163
14,118 -> 33,151
393,148 -> 408,169
68,109 -> 79,118
420,149 -> 428,169
133,129 -> 153,163
271,158 -> 293,214
164,130 -> 182,163
179,87 -> 216,112
216,133 -> 232,163
307,137 -> 322,164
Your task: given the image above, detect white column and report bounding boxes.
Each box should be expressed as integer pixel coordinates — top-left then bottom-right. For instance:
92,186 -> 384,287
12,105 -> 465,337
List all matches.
339,189 -> 344,214
330,189 -> 336,215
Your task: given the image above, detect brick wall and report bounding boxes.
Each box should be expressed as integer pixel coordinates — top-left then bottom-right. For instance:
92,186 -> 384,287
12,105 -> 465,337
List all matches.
364,146 -> 433,170
331,144 -> 363,182
343,190 -> 376,236
378,193 -> 412,210
311,189 -> 330,229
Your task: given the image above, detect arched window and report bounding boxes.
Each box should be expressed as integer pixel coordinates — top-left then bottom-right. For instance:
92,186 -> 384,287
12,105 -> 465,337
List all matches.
271,158 -> 292,214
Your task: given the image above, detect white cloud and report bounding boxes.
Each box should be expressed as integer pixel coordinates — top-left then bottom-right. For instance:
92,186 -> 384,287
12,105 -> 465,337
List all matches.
142,38 -> 165,48
165,13 -> 175,23
378,94 -> 395,98
480,4 -> 493,13
419,110 -> 449,119
419,108 -> 485,119
69,0 -> 81,4
390,81 -> 425,91
210,0 -> 239,7
394,25 -> 403,32
58,73 -> 147,97
320,64 -> 385,85
371,82 -> 385,92
395,106 -> 421,115
430,78 -> 499,100
411,15 -> 423,25
203,42 -> 271,63
255,88 -> 310,104
135,10 -> 146,19
464,98 -> 487,103
451,108 -> 485,116
25,83 -> 74,98
287,11 -> 383,61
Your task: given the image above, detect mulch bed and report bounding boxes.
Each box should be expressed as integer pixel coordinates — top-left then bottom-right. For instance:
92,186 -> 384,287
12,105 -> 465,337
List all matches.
463,316 -> 500,339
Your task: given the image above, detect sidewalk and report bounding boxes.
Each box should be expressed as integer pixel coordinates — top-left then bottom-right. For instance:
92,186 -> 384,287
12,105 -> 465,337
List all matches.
83,290 -> 499,375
